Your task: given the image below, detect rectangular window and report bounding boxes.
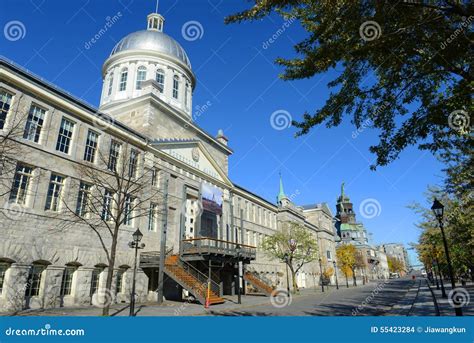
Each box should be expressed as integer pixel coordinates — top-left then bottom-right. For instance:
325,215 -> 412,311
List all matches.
327,250 -> 332,260
128,149 -> 138,178
83,130 -> 99,163
45,174 -> 64,211
101,190 -> 113,221
0,90 -> 13,130
116,270 -> 124,294
75,182 -> 91,217
124,195 -> 133,226
55,117 -> 74,154
60,267 -> 75,296
107,140 -> 121,172
107,74 -> 114,96
148,203 -> 157,231
172,77 -> 179,99
90,269 -> 101,296
119,70 -> 128,91
151,168 -> 158,186
9,164 -> 33,205
0,263 -> 8,294
25,265 -> 45,297
23,105 -> 45,143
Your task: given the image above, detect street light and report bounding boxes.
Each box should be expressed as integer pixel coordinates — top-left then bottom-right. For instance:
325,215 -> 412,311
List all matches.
434,257 -> 447,298
128,228 -> 145,316
283,253 -> 290,294
431,198 -> 462,316
333,260 -> 339,290
318,258 -> 325,292
236,244 -> 242,304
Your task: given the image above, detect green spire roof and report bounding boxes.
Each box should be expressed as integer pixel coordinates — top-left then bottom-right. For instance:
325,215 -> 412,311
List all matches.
277,173 -> 287,203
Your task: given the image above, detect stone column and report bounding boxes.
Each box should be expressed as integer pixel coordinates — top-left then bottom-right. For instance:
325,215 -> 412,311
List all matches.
0,263 -> 29,312
74,267 -> 94,306
41,265 -> 63,309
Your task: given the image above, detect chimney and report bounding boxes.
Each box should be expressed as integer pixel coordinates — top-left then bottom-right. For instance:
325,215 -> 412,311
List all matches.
216,129 -> 228,146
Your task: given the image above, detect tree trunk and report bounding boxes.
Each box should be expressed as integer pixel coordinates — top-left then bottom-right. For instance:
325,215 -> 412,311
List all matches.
352,268 -> 357,286
345,274 -> 349,288
289,267 -> 298,294
102,228 -> 119,316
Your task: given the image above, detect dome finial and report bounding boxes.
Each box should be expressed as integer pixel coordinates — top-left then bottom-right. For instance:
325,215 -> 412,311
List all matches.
147,2 -> 165,32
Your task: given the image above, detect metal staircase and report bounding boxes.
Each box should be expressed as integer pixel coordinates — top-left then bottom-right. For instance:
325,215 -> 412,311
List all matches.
244,269 -> 276,296
164,255 -> 224,305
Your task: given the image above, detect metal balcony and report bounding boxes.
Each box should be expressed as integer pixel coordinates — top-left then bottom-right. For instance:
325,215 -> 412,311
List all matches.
181,237 -> 256,262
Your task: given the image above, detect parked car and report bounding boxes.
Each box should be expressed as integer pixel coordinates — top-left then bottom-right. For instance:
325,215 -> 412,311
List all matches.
421,270 -> 427,277
389,272 -> 400,279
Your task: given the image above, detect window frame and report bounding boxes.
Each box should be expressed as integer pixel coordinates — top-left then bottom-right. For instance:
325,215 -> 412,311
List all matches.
60,266 -> 77,297
83,129 -> 99,163
23,104 -> 46,143
76,181 -> 91,217
55,117 -> 75,154
101,189 -> 113,221
0,262 -> 9,294
135,66 -> 147,90
172,75 -> 180,99
0,89 -> 13,130
25,264 -> 46,298
155,69 -> 165,93
45,174 -> 65,211
9,163 -> 33,205
107,140 -> 121,172
119,68 -> 128,92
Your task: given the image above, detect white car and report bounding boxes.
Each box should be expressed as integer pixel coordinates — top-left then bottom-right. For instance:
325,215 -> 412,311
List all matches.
421,270 -> 427,277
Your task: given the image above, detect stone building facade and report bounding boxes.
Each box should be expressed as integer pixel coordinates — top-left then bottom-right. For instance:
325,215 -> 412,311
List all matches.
0,11 -> 337,312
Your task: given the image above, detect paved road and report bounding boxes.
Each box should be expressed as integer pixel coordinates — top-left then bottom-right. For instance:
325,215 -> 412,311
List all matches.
207,277 -> 416,316
9,277 -> 444,317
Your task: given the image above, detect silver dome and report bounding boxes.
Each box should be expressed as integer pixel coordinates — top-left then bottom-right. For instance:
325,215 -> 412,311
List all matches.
110,30 -> 191,69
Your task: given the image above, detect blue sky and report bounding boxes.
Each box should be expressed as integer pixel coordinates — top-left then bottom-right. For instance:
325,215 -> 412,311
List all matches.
1,0 -> 446,264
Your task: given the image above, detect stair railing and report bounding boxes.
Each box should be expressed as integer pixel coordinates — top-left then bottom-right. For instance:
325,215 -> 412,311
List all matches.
178,259 -> 221,296
246,267 -> 274,286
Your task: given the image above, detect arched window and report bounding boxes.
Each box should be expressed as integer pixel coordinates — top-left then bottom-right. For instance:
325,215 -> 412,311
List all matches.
119,68 -> 128,92
136,66 -> 147,90
107,73 -> 114,96
172,75 -> 180,99
155,69 -> 165,93
0,259 -> 13,294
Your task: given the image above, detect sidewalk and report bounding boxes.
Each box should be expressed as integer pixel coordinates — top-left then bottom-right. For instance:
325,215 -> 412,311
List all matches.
407,278 -> 473,316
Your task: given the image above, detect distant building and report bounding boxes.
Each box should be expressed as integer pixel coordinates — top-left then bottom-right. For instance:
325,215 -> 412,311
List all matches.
379,243 -> 410,275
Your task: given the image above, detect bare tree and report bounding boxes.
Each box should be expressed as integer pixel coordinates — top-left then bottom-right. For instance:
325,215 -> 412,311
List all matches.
0,94 -> 29,197
61,140 -> 164,316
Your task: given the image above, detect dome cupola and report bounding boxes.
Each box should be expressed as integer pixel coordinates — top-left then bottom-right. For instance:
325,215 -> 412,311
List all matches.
99,9 -> 195,118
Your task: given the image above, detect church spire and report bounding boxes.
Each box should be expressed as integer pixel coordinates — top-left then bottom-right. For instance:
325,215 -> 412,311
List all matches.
277,172 -> 287,204
147,1 -> 165,32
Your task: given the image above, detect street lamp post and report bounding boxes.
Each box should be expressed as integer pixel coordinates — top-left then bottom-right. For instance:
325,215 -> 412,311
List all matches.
128,229 -> 145,317
318,258 -> 325,292
431,259 -> 440,290
431,199 -> 462,316
333,260 -> 339,290
283,253 -> 290,294
236,245 -> 242,304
